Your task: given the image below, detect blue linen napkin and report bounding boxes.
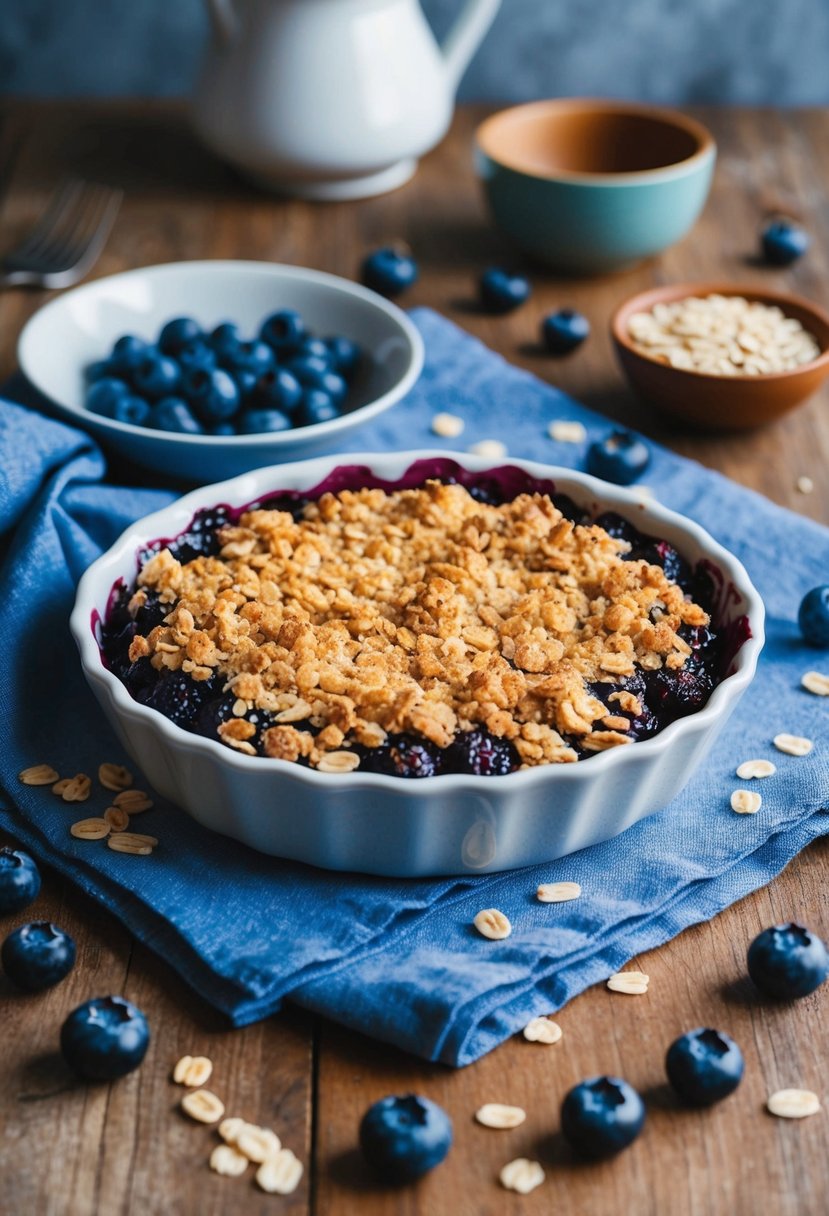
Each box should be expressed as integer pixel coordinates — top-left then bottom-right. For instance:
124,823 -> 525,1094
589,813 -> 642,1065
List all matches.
0,307 -> 827,1067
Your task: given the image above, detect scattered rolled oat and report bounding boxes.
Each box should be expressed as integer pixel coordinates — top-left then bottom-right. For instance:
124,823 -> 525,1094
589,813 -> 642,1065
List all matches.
112,789 -> 154,814
107,833 -> 156,856
104,806 -> 131,832
627,294 -> 821,376
802,671 -> 829,696
474,908 -> 512,940
181,1089 -> 225,1124
70,817 -> 110,841
536,880 -> 581,903
18,764 -> 59,786
773,733 -> 813,757
735,759 -> 776,780
255,1149 -> 303,1195
607,970 -> 649,995
431,411 -> 465,438
796,475 -> 814,495
522,1016 -> 562,1044
499,1158 -> 545,1195
767,1089 -> 821,1119
467,439 -> 507,459
315,750 -> 361,774
219,1116 -> 247,1145
475,1103 -> 526,1129
548,420 -> 587,444
236,1125 -> 282,1163
58,774 -> 92,803
98,762 -> 133,791
173,1055 -> 213,1087
731,789 -> 762,815
51,778 -> 72,797
209,1145 -> 249,1177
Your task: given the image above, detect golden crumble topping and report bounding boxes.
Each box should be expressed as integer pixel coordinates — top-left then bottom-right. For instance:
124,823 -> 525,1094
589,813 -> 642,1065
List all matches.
127,482 -> 709,770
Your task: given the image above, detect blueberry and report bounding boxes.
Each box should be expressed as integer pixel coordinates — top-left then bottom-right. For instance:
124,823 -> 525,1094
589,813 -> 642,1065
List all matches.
798,585 -> 829,647
142,669 -> 219,728
666,1028 -> 744,1106
634,539 -> 689,585
479,267 -> 531,314
1,922 -> 76,992
176,339 -> 217,374
85,359 -> 116,384
0,848 -> 41,916
237,408 -> 292,434
183,368 -> 240,422
86,377 -> 130,417
286,354 -> 330,383
133,354 -> 181,400
109,335 -> 151,375
60,995 -> 150,1081
208,322 -> 242,355
361,246 -> 419,297
561,1076 -> 645,1159
761,220 -> 810,266
166,506 -> 232,562
254,367 -> 303,414
232,369 -> 259,404
295,336 -> 331,363
542,309 -> 590,354
158,317 -> 201,356
362,735 -> 442,778
151,397 -> 204,434
295,390 -> 340,427
221,339 -> 275,378
325,336 -> 361,378
259,310 -> 306,355
747,922 -> 829,999
208,422 -> 237,436
112,395 -> 152,427
360,1094 -> 452,1182
446,729 -> 518,776
586,430 -> 651,485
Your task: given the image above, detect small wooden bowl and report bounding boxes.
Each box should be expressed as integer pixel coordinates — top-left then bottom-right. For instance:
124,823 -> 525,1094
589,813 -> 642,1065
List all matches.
611,282 -> 829,430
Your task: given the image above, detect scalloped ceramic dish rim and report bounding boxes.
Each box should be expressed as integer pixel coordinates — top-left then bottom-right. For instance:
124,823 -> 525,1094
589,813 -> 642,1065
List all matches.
71,450 -> 765,794
17,259 -> 425,447
475,98 -> 716,186
611,281 -> 829,382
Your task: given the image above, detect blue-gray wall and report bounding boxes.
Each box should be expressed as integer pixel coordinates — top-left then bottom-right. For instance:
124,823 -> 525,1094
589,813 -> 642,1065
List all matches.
3,0 -> 829,104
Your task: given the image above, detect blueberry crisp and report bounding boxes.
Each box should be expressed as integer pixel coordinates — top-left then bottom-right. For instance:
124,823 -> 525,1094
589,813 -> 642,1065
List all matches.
102,478 -> 725,777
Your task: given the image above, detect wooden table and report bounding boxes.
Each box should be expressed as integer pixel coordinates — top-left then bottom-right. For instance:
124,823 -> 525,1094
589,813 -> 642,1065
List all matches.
1,103 -> 827,1216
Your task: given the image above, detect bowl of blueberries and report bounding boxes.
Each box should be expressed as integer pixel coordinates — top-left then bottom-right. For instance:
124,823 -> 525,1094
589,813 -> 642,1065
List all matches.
17,259 -> 424,482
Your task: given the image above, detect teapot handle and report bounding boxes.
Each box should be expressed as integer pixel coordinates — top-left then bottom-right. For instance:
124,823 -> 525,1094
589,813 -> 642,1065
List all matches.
206,0 -> 240,43
441,0 -> 501,90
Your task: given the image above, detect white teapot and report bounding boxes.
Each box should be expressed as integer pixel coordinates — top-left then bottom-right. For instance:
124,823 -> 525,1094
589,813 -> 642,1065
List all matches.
193,0 -> 501,199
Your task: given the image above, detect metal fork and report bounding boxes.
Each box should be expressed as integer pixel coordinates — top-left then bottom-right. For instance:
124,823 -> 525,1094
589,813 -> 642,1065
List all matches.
0,178 -> 122,288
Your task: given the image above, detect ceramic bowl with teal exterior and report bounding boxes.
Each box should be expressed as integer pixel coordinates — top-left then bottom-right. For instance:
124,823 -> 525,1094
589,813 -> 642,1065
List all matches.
475,99 -> 716,275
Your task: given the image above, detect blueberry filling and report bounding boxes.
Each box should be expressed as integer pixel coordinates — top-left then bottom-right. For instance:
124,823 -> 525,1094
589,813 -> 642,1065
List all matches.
101,473 -> 731,777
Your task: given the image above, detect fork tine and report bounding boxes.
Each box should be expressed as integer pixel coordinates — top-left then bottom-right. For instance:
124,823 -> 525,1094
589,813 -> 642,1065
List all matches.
9,178 -> 85,263
37,183 -> 120,273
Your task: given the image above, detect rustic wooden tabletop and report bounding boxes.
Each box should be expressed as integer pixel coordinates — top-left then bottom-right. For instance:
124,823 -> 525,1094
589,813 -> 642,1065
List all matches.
0,103 -> 827,1216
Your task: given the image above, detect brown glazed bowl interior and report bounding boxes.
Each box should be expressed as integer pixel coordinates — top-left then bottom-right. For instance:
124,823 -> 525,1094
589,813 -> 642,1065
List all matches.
476,99 -> 713,180
611,282 -> 829,431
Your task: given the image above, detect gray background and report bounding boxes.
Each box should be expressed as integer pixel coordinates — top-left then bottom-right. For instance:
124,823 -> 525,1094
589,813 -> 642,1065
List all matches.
3,0 -> 829,103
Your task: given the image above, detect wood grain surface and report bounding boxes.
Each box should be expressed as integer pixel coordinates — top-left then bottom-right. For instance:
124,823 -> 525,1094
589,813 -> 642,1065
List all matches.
0,103 -> 827,1216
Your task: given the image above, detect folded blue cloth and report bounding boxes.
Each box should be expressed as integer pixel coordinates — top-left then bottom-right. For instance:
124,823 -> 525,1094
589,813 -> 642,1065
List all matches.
1,308 -> 826,1066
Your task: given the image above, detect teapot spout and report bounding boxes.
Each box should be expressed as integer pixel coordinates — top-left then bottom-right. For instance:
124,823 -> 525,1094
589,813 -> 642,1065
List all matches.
441,0 -> 501,92
205,0 -> 239,43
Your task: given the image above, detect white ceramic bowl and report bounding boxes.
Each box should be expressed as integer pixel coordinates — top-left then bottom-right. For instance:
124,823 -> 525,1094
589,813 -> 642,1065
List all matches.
18,261 -> 423,483
71,451 -> 764,877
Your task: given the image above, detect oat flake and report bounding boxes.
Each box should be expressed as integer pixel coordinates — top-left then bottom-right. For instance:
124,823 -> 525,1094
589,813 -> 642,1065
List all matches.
431,412 -> 465,438
255,1149 -> 303,1195
522,1016 -> 562,1044
475,1103 -> 526,1129
731,789 -> 762,815
236,1125 -> 282,1163
181,1089 -> 225,1124
767,1089 -> 821,1119
467,439 -> 507,459
537,880 -> 581,903
736,759 -> 776,779
802,671 -> 829,696
18,764 -> 59,786
607,970 -> 649,994
548,420 -> 587,444
474,908 -> 512,940
773,733 -> 813,757
499,1158 -> 545,1194
209,1145 -> 248,1176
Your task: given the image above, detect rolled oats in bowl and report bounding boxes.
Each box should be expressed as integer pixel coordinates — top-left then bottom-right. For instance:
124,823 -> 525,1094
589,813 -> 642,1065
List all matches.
627,294 -> 821,376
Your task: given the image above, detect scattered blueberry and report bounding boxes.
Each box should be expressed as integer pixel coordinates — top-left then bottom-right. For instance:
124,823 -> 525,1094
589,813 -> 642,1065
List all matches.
296,390 -> 340,428
84,359 -> 115,384
586,430 -> 651,485
295,336 -> 331,362
209,422 -> 236,436
232,369 -> 259,403
208,321 -> 242,354
254,368 -> 304,414
112,395 -> 152,427
665,1028 -> 744,1106
184,368 -> 240,423
326,335 -> 361,377
747,922 -> 829,999
60,995 -> 150,1081
133,354 -> 181,400
542,308 -> 590,354
1,922 -> 76,992
761,219 -> 810,266
237,408 -> 292,434
259,310 -> 305,355
86,377 -> 130,417
158,317 -> 201,356
798,585 -> 829,648
221,339 -> 275,378
560,1076 -> 645,1159
361,246 -> 419,297
109,335 -> 150,375
479,267 -> 531,313
152,397 -> 204,434
359,1094 -> 452,1182
0,847 -> 41,916
176,339 -> 217,374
